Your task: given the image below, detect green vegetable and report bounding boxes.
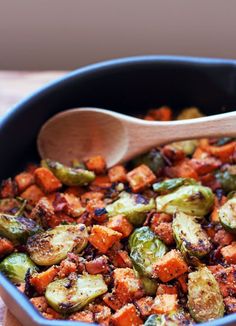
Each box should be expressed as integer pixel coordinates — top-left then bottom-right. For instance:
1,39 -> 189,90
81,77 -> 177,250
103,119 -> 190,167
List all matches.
45,274 -> 107,313
106,192 -> 155,225
153,178 -> 197,195
133,266 -> 157,295
172,211 -> 211,258
215,170 -> 236,193
0,213 -> 42,244
27,224 -> 88,266
131,149 -> 165,173
168,140 -> 199,156
156,185 -> 214,217
129,226 -> 167,277
144,311 -> 192,326
219,197 -> 236,233
188,267 -> 224,322
177,107 -> 203,120
42,159 -> 95,186
0,253 -> 36,283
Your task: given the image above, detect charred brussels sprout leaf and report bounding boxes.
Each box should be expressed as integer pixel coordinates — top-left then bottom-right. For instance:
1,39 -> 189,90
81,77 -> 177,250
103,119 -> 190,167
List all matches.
215,170 -> 236,193
129,226 -> 167,277
188,267 -> 224,322
0,214 -> 42,244
156,185 -> 214,217
144,311 -> 192,326
45,274 -> 107,313
0,253 -> 36,283
172,211 -> 211,258
27,224 -> 88,266
153,178 -> 197,195
42,159 -> 95,186
219,197 -> 236,233
131,149 -> 165,173
106,192 -> 155,225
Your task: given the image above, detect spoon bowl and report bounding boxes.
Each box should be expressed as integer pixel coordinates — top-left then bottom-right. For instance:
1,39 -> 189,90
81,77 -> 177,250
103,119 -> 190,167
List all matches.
38,107 -> 236,167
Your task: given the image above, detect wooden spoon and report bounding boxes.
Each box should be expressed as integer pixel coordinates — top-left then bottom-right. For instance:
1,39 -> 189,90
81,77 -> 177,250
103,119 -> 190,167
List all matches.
38,108 -> 236,167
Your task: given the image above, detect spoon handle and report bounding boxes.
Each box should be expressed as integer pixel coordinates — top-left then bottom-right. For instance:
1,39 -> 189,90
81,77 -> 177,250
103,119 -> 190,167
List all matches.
124,111 -> 236,162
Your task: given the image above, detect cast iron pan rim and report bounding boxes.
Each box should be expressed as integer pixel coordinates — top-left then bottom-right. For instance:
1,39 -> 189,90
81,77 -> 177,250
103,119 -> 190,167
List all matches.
1,54 -> 236,325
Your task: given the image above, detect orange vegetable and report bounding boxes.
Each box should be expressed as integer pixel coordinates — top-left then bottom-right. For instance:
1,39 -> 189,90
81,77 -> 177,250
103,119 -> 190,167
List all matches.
221,242 -> 236,264
81,191 -> 104,204
210,265 -> 236,297
88,225 -> 122,253
0,237 -> 14,258
156,284 -> 178,295
210,195 -> 227,223
34,167 -> 62,193
146,106 -> 172,121
108,250 -> 132,268
21,185 -> 44,205
85,256 -> 109,275
108,165 -> 127,183
106,215 -> 133,238
103,293 -> 123,311
151,294 -> 178,314
152,222 -> 174,245
30,266 -> 59,294
0,178 -> 16,198
135,296 -> 154,317
206,141 -> 236,163
162,145 -> 185,162
85,155 -> 107,174
69,310 -> 94,322
90,304 -> 111,325
111,304 -> 143,326
177,274 -> 188,294
190,157 -> 221,175
214,229 -> 235,246
15,172 -> 35,193
64,186 -> 85,197
153,249 -> 188,282
86,199 -> 107,222
90,175 -> 112,190
127,164 -> 156,192
165,159 -> 198,180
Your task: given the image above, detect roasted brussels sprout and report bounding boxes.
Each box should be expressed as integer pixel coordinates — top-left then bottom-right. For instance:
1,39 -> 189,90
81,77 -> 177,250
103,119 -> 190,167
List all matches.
129,226 -> 167,277
177,107 -> 203,120
131,149 -> 165,174
45,274 -> 107,313
172,211 -> 211,258
188,267 -> 224,322
144,311 -> 192,326
167,140 -> 199,156
106,192 -> 155,225
42,159 -> 95,186
219,197 -> 236,233
0,213 -> 42,244
156,185 -> 214,217
27,224 -> 88,265
0,253 -> 36,283
133,266 -> 157,295
215,169 -> 236,193
153,178 -> 197,195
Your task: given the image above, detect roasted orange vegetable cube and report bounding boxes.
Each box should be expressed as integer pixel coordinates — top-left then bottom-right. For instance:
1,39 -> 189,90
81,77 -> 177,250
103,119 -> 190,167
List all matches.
85,155 -> 107,174
134,296 -> 154,317
34,167 -> 62,193
15,172 -> 35,193
0,237 -> 14,258
81,191 -> 104,204
206,141 -> 236,163
165,159 -> 198,180
156,284 -> 178,295
21,185 -> 44,205
146,106 -> 172,121
111,304 -> 143,326
210,265 -> 236,297
30,266 -> 59,294
127,164 -> 156,192
151,294 -> 178,314
108,165 -> 127,183
88,225 -> 122,253
221,242 -> 236,264
103,293 -> 123,311
153,249 -> 188,282
106,215 -> 133,238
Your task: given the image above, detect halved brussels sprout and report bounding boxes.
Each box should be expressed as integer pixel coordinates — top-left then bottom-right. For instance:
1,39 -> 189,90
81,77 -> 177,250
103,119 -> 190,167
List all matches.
156,185 -> 214,217
45,274 -> 107,313
172,211 -> 211,258
0,213 -> 42,244
129,226 -> 167,277
0,253 -> 36,283
27,224 -> 88,265
153,178 -> 197,195
131,149 -> 165,174
215,169 -> 236,193
42,159 -> 95,186
219,197 -> 236,233
144,311 -> 192,326
106,192 -> 155,225
188,267 -> 224,322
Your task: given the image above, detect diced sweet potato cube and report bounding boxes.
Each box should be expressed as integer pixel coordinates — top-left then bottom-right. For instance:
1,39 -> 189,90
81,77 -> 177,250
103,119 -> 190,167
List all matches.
153,249 -> 188,282
152,222 -> 174,245
109,250 -> 133,268
111,304 -> 143,326
210,196 -> 227,223
86,199 -> 107,222
156,284 -> 178,295
108,165 -> 127,183
90,175 -> 112,189
135,296 -> 154,317
165,159 -> 198,180
81,191 -> 104,204
30,266 -> 59,294
0,237 -> 14,258
15,172 -> 35,193
88,225 -> 122,253
90,304 -> 111,325
106,215 -> 133,238
113,268 -> 144,302
177,274 -> 188,294
127,164 -> 156,192
34,167 -> 62,193
210,265 -> 236,297
190,157 -> 221,175
151,294 -> 178,314
214,229 -> 235,246
221,242 -> 236,264
146,106 -> 172,121
85,155 -> 107,174
69,310 -> 94,322
206,141 -> 236,163
21,185 -> 44,205
103,293 -> 123,311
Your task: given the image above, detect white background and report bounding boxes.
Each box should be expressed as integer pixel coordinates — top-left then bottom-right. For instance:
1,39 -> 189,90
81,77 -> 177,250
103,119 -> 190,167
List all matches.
1,0 -> 236,70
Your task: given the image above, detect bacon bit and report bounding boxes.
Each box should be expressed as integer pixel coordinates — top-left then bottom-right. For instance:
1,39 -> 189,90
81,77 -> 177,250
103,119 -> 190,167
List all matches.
85,256 -> 110,274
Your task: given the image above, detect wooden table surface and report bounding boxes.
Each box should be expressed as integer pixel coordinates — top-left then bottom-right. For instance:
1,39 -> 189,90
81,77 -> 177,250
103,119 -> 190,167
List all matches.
0,70 -> 67,326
